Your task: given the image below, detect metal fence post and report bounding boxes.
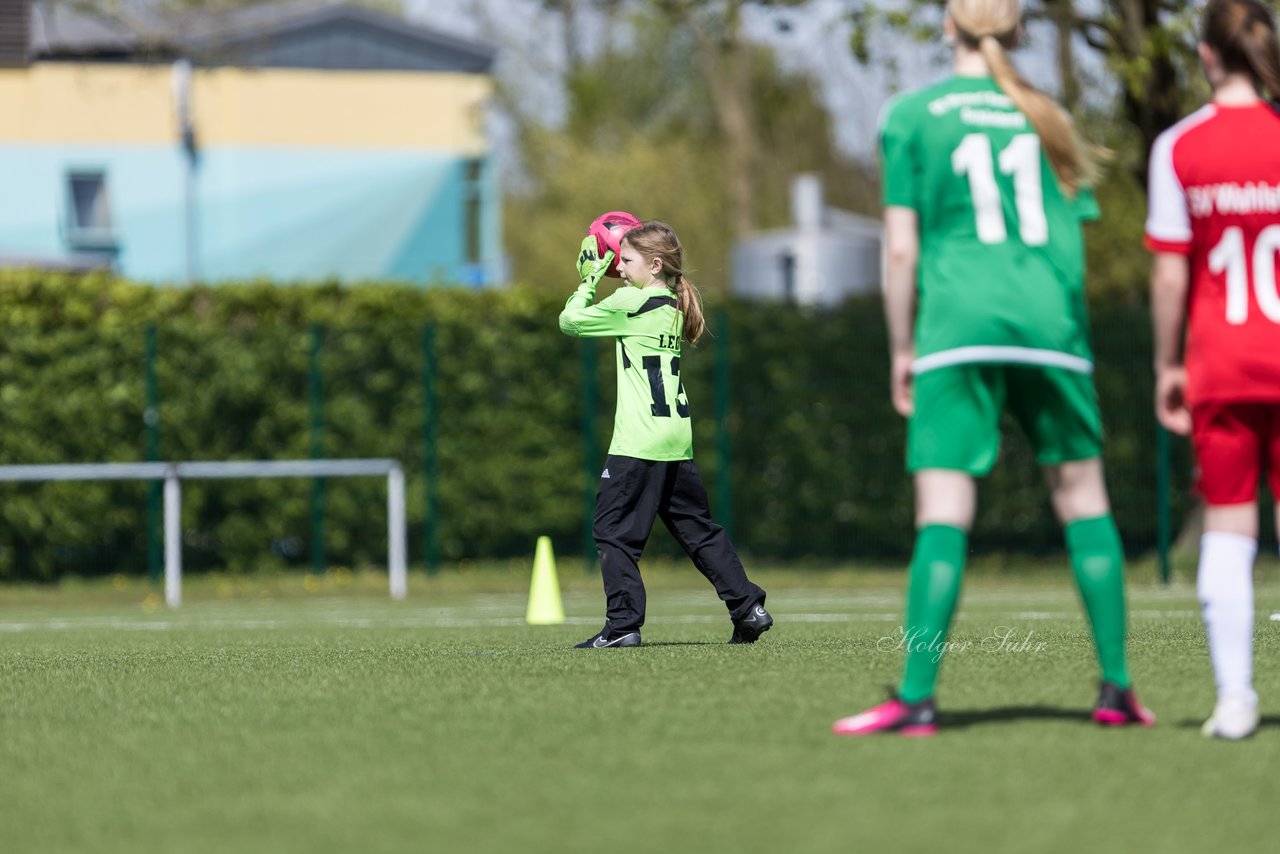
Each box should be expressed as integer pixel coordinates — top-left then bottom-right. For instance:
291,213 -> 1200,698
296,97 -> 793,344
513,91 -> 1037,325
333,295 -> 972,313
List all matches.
145,325 -> 161,582
308,324 -> 326,574
714,306 -> 733,540
164,464 -> 182,607
388,463 -> 407,599
1157,423 -> 1172,585
421,324 -> 439,574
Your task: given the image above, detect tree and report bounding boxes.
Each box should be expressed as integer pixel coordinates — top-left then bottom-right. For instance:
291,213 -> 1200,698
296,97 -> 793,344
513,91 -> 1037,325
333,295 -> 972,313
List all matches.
653,0 -> 766,235
1048,0 -> 1202,180
847,0 -> 1205,183
504,4 -> 876,293
842,0 -> 1210,299
522,0 -> 812,237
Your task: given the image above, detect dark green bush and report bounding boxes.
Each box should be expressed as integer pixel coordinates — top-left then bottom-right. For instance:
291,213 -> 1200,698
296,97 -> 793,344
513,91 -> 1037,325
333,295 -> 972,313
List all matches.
0,272 -> 1190,579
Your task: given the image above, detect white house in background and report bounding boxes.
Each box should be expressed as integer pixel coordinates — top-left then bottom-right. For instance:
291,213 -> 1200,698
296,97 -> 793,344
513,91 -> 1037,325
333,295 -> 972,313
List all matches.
731,174 -> 882,306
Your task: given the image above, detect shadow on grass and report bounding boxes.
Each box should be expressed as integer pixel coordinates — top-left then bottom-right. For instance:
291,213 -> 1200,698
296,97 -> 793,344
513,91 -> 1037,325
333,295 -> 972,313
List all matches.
1171,714 -> 1280,731
941,705 -> 1093,728
639,641 -> 724,647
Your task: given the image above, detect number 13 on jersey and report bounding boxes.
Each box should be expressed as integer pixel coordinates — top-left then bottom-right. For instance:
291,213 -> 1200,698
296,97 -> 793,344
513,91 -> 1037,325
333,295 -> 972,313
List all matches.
642,355 -> 689,418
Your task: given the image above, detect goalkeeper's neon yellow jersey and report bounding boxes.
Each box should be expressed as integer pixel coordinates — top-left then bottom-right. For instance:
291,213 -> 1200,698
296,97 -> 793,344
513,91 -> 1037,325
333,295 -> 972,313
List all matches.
559,283 -> 692,461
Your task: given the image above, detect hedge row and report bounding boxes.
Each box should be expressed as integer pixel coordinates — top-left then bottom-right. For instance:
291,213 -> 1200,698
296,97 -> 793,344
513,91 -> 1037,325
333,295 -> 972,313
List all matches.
0,272 -> 1190,579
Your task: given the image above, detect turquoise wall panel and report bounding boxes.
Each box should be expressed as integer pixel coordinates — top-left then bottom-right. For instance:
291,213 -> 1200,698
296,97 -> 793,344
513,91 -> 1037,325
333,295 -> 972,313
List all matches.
0,144 -> 502,286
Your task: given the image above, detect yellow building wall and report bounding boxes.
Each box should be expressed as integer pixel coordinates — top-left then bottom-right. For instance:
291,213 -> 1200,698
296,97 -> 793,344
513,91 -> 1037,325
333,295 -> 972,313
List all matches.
0,63 -> 491,152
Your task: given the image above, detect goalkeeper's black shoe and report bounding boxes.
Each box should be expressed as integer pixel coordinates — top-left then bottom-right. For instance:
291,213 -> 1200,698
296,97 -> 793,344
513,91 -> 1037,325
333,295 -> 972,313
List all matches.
729,604 -> 773,644
574,629 -> 641,649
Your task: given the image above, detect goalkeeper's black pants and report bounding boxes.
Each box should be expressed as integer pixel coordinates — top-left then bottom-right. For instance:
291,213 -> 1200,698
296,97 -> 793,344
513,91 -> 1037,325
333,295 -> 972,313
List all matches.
592,454 -> 766,636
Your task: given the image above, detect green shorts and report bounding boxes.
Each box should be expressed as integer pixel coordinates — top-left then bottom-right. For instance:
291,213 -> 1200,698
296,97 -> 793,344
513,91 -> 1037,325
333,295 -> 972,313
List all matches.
907,363 -> 1103,475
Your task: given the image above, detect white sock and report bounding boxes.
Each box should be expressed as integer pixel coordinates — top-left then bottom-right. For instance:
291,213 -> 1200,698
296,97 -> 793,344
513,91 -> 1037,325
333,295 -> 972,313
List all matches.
1197,531 -> 1257,703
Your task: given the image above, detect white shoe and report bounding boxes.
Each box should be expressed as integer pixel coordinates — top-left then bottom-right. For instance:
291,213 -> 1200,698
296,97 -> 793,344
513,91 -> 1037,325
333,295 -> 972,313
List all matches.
1201,694 -> 1259,740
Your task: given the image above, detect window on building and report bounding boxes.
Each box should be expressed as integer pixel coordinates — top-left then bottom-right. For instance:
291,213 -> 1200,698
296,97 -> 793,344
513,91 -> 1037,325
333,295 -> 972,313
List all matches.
64,170 -> 117,250
463,159 -> 483,265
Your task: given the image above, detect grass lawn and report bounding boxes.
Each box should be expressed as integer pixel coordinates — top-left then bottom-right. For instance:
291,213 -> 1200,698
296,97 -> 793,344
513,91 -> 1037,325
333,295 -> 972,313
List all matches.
1,559 -> 1277,854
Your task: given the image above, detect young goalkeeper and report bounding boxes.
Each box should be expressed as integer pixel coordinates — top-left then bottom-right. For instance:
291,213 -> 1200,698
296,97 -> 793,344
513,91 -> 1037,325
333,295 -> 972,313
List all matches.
558,220 -> 771,648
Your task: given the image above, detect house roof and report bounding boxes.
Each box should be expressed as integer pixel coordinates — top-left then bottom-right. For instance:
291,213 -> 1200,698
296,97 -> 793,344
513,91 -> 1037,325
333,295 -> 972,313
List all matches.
29,1 -> 496,72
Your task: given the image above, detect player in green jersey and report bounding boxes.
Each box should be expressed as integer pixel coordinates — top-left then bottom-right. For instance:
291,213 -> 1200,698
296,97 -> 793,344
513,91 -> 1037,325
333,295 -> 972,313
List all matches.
833,0 -> 1154,735
559,220 -> 771,648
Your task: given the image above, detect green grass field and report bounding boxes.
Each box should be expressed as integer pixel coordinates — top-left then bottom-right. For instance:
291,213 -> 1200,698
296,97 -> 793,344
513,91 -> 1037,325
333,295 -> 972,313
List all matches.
2,561 -> 1277,854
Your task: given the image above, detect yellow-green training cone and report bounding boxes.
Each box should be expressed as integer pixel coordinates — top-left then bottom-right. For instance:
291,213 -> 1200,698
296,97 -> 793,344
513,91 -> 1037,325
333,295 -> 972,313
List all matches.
526,536 -> 565,625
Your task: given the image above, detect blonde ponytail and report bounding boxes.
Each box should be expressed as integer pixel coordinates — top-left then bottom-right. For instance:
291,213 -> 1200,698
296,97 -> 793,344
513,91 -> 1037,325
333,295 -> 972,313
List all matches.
675,276 -> 706,345
949,0 -> 1107,195
977,34 -> 1105,194
621,220 -> 706,344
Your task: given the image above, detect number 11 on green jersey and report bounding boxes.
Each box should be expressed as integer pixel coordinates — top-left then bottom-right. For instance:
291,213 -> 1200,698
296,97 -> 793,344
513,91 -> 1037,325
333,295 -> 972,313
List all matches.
952,133 -> 1047,245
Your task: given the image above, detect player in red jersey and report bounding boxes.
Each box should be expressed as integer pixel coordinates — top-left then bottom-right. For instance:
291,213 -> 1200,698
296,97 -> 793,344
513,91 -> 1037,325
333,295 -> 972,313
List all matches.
1146,0 -> 1280,740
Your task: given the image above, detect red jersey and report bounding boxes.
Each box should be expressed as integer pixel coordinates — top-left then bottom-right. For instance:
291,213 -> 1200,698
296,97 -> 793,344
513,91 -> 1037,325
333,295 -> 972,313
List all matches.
1145,101 -> 1280,405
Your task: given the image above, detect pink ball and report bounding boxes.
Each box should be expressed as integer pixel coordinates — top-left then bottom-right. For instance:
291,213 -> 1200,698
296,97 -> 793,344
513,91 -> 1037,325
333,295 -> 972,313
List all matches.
587,211 -> 641,278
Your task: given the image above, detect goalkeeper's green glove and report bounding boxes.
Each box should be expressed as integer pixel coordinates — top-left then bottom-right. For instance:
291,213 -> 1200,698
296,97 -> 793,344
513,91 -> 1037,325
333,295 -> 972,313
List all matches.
574,236 -> 614,296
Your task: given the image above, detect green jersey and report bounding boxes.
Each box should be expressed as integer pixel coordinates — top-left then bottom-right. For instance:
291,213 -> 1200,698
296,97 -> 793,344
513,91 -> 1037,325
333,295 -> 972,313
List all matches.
879,75 -> 1100,375
559,282 -> 692,461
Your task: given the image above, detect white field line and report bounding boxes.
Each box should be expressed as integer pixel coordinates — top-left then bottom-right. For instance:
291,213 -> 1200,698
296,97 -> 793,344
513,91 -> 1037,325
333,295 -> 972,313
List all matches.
0,608 -> 1203,633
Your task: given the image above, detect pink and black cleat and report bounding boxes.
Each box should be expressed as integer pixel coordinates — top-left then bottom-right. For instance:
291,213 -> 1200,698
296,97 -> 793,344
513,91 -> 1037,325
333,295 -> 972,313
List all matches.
1092,680 -> 1156,727
832,692 -> 938,737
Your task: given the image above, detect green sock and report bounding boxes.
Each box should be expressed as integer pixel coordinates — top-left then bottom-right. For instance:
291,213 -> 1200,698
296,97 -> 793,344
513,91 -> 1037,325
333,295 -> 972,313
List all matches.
898,525 -> 968,704
1066,514 -> 1131,689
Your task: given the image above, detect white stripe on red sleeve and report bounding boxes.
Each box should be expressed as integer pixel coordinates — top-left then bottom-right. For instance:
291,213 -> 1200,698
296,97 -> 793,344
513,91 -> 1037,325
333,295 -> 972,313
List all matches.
1144,105 -> 1216,255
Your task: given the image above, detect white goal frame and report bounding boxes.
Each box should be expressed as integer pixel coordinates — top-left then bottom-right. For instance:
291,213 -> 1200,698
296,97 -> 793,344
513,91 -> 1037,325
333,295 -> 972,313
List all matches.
0,459 -> 408,607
